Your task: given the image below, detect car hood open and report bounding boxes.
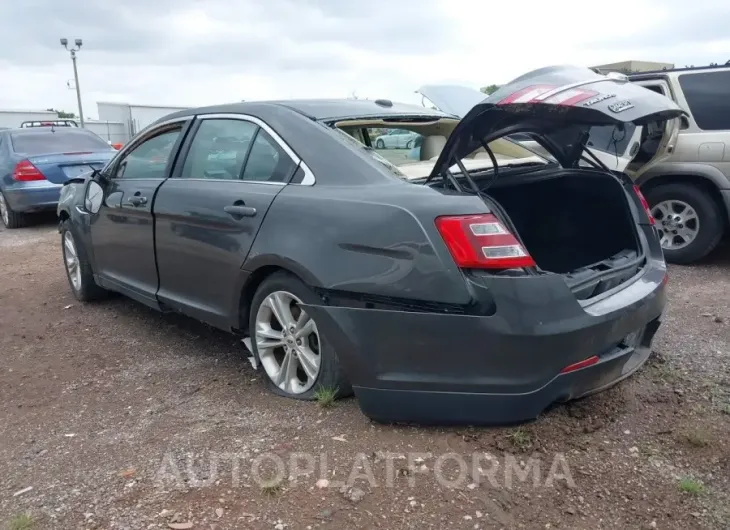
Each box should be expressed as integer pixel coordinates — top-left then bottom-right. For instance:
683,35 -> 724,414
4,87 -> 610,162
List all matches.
424,65 -> 686,179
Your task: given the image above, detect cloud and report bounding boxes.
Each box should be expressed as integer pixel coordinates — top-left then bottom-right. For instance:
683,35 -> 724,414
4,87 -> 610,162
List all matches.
0,0 -> 726,117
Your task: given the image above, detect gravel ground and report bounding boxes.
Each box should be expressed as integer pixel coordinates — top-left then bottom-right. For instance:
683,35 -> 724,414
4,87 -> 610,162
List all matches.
1,220 -> 729,530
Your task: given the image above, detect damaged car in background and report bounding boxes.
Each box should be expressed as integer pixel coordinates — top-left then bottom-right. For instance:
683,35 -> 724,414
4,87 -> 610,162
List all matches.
57,66 -> 684,425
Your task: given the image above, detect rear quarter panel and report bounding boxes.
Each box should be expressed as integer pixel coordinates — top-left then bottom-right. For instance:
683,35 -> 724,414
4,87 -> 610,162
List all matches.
244,181 -> 491,306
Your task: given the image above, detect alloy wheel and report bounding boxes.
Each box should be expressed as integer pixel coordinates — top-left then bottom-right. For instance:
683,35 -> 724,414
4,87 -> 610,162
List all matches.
0,193 -> 9,227
651,200 -> 700,251
63,231 -> 82,291
255,290 -> 321,394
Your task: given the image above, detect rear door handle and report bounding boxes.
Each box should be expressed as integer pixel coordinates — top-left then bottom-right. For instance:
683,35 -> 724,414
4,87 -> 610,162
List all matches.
224,204 -> 257,218
128,196 -> 147,206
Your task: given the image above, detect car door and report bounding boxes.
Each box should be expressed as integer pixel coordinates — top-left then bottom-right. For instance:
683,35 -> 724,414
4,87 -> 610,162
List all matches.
630,79 -> 682,175
153,114 -> 298,329
89,119 -> 190,307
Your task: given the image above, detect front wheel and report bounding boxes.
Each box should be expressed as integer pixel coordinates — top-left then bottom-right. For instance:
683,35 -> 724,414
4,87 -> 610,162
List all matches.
60,221 -> 108,301
645,183 -> 724,264
249,272 -> 351,400
406,139 -> 414,149
375,139 -> 385,149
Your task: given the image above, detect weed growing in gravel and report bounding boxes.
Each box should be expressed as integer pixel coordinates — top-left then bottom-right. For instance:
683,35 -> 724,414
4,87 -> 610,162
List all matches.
7,513 -> 34,530
314,386 -> 338,408
507,428 -> 533,452
639,442 -> 661,458
678,477 -> 705,495
680,428 -> 714,448
653,363 -> 681,384
260,479 -> 283,497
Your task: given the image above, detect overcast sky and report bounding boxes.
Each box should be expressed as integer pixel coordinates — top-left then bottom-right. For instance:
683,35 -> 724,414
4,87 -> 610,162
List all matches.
0,0 -> 727,119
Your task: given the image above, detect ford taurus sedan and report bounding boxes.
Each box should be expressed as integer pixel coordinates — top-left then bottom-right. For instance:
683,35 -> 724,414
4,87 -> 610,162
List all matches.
57,66 -> 683,425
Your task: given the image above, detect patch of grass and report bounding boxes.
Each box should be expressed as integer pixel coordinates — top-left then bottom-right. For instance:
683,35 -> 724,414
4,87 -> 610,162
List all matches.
678,477 -> 705,495
260,479 -> 283,497
314,386 -> 338,408
7,514 -> 35,530
653,363 -> 681,383
639,442 -> 661,458
679,428 -> 714,448
507,427 -> 533,452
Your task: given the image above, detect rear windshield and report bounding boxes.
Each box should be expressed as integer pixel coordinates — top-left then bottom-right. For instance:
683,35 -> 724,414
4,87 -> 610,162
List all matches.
334,121 -> 549,180
10,130 -> 111,155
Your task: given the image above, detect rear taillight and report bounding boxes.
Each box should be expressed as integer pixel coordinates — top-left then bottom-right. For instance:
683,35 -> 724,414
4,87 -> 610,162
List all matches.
435,213 -> 536,269
633,185 -> 654,225
12,160 -> 46,181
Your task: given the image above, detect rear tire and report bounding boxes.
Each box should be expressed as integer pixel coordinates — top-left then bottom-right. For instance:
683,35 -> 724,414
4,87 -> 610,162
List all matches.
249,271 -> 351,401
375,139 -> 385,149
60,220 -> 108,301
0,191 -> 27,229
644,183 -> 724,264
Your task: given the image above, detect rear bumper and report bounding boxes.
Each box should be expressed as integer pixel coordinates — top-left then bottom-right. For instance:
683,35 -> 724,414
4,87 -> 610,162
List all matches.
303,260 -> 667,425
2,183 -> 62,212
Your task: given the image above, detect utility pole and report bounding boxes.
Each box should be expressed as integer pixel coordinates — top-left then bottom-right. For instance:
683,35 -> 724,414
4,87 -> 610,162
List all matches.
60,38 -> 85,128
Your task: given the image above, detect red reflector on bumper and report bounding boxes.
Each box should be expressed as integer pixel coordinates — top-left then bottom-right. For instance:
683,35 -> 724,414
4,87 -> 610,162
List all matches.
559,355 -> 599,374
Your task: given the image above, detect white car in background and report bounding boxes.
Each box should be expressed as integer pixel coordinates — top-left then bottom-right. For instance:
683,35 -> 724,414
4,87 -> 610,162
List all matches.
373,128 -> 420,149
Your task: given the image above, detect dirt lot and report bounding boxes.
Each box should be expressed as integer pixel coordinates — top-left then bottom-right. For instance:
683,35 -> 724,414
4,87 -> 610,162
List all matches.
1,220 -> 729,530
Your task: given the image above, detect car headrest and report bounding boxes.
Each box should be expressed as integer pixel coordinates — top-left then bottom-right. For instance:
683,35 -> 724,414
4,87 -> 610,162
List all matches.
420,135 -> 447,161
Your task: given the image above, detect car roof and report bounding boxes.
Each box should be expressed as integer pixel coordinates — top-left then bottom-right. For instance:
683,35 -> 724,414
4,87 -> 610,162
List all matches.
159,99 -> 454,124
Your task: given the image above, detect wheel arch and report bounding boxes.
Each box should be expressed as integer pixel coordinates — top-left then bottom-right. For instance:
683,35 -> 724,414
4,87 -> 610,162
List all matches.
234,254 -> 323,334
638,171 -> 730,230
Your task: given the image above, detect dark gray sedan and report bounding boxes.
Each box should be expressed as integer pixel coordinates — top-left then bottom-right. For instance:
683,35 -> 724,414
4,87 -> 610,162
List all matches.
58,66 -> 684,425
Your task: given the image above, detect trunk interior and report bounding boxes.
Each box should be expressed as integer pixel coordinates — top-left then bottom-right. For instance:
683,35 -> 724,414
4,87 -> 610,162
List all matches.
486,172 -> 640,274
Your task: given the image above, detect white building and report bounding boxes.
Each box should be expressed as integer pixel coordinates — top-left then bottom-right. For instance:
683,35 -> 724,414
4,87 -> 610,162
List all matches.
1,102 -> 189,145
97,102 -> 190,142
0,109 -> 59,129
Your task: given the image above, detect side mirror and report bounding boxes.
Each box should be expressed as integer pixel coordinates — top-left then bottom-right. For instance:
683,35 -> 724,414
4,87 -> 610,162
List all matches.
680,116 -> 690,130
84,180 -> 104,214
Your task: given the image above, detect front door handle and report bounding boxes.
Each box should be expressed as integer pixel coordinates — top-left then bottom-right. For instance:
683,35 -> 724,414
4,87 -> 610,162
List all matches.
224,204 -> 257,218
128,196 -> 147,206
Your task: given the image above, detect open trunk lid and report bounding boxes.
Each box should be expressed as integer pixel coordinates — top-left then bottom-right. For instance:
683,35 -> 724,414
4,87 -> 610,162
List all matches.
426,65 -> 686,180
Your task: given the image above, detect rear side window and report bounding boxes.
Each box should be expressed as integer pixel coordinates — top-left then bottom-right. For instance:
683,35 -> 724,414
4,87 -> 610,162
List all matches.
10,130 -> 111,155
181,119 -> 257,180
678,71 -> 730,130
241,130 -> 296,183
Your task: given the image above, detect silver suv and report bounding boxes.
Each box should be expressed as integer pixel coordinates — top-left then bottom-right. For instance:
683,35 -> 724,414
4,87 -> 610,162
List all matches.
626,65 -> 730,263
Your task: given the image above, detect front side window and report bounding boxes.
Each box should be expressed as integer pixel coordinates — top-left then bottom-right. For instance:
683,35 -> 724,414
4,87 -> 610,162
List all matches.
241,129 -> 296,183
678,71 -> 730,130
181,119 -> 257,180
115,128 -> 182,179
